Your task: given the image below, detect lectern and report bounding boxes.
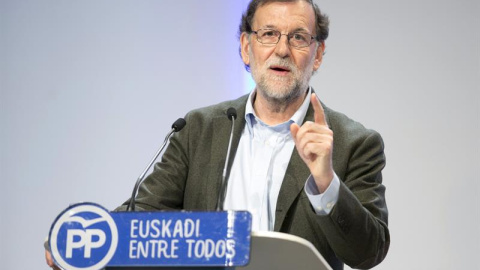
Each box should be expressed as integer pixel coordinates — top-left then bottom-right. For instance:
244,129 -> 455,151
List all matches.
239,231 -> 332,270
105,232 -> 333,270
47,203 -> 332,270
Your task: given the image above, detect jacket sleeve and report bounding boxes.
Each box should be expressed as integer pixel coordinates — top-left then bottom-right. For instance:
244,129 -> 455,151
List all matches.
316,130 -> 390,269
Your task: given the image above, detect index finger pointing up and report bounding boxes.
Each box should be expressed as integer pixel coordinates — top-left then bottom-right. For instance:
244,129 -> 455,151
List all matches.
311,93 -> 328,126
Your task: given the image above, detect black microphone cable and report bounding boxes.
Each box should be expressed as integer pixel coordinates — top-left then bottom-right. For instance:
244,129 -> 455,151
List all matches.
127,118 -> 186,211
216,107 -> 237,211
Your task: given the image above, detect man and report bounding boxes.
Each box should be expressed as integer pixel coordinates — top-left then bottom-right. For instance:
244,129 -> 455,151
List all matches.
47,0 -> 389,269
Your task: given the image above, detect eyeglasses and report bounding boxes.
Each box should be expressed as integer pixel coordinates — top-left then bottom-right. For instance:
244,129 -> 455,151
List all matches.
252,29 -> 317,48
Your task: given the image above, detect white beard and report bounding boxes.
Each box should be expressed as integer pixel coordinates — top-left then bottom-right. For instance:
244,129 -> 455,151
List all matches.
249,49 -> 315,106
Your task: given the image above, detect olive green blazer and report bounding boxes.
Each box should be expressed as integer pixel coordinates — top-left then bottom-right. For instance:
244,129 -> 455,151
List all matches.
120,93 -> 389,270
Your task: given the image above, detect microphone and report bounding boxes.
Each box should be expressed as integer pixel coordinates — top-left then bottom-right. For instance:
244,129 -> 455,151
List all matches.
216,107 -> 237,211
127,118 -> 186,211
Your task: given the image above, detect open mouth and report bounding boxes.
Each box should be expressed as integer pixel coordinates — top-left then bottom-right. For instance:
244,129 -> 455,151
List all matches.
269,66 -> 291,73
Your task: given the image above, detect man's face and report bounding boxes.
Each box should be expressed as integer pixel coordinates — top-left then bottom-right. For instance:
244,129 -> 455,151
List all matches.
241,1 -> 324,103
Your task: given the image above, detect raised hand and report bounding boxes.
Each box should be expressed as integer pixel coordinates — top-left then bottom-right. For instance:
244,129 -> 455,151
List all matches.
290,93 -> 334,193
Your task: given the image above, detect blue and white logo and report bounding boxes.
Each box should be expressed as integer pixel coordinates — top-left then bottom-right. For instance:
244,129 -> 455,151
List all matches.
49,203 -> 118,270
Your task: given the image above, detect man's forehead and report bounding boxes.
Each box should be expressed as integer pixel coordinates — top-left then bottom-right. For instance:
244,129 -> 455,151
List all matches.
251,1 -> 316,31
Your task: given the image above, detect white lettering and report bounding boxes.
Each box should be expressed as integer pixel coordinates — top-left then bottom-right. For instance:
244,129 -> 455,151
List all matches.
215,240 -> 226,258
184,219 -> 194,238
84,229 -> 106,258
205,239 -> 215,259
186,239 -> 235,259
138,221 -> 149,238
171,239 -> 179,258
129,240 -> 137,258
151,220 -> 160,238
66,229 -> 86,258
137,240 -> 149,258
162,220 -> 172,237
130,219 -> 201,239
148,240 -> 157,257
226,239 -> 236,258
194,240 -> 204,258
186,239 -> 195,258
196,219 -> 200,237
129,240 -> 180,259
158,240 -> 170,258
173,220 -> 183,238
65,229 -> 106,258
130,220 -> 138,238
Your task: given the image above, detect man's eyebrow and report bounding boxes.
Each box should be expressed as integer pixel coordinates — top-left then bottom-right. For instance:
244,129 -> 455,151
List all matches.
290,27 -> 312,33
259,24 -> 277,29
259,25 -> 312,33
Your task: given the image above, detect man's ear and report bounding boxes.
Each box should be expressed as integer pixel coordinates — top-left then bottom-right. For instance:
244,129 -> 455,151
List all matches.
240,32 -> 251,66
313,41 -> 325,71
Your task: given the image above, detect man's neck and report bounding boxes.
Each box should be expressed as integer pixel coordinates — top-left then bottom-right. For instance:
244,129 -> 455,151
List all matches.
253,88 -> 308,126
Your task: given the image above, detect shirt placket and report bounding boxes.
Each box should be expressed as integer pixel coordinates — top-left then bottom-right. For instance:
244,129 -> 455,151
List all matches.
251,127 -> 277,230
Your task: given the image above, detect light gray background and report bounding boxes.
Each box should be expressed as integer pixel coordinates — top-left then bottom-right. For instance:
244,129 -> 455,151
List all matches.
1,0 -> 478,269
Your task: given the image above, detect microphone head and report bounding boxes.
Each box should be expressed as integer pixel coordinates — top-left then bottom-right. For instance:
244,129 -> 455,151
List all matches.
226,107 -> 237,120
172,118 -> 186,132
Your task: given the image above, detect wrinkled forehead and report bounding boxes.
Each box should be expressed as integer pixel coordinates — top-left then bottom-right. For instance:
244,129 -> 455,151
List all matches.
252,1 -> 316,33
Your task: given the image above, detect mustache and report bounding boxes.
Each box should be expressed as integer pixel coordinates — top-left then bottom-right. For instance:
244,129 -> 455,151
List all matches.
266,58 -> 296,72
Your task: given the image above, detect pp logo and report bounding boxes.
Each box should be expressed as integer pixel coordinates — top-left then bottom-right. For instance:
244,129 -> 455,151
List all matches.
49,203 -> 118,270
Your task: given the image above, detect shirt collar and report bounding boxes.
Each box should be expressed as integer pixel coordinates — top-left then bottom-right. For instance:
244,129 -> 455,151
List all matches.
244,87 -> 312,133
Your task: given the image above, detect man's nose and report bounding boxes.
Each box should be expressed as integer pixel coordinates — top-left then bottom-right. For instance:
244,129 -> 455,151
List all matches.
274,34 -> 291,58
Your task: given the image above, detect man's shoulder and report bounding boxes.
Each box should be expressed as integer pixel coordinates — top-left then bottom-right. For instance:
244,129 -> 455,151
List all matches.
324,104 -> 383,144
187,94 -> 249,119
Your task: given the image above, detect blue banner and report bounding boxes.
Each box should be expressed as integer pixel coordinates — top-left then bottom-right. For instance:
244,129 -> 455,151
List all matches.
49,203 -> 252,270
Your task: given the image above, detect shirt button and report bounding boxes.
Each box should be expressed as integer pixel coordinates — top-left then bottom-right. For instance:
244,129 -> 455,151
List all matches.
326,202 -> 334,209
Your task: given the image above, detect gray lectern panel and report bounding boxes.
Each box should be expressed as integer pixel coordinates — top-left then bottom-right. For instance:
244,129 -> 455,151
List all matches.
239,231 -> 333,270
107,267 -> 230,270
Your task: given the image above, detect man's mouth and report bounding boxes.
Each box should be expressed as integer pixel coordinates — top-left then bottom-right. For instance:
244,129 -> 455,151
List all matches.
269,65 -> 291,74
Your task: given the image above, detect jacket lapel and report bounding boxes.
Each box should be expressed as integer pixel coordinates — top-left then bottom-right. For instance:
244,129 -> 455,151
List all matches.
274,145 -> 312,231
274,93 -> 332,231
205,96 -> 248,210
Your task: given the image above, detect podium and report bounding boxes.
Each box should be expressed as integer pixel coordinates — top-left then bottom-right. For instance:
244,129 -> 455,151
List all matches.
105,232 -> 333,270
239,231 -> 332,270
47,203 -> 332,270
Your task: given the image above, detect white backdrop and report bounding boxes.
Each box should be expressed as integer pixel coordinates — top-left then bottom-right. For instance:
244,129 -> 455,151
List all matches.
1,0 -> 478,269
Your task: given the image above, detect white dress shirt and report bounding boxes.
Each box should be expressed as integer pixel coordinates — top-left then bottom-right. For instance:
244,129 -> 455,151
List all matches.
224,88 -> 340,231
